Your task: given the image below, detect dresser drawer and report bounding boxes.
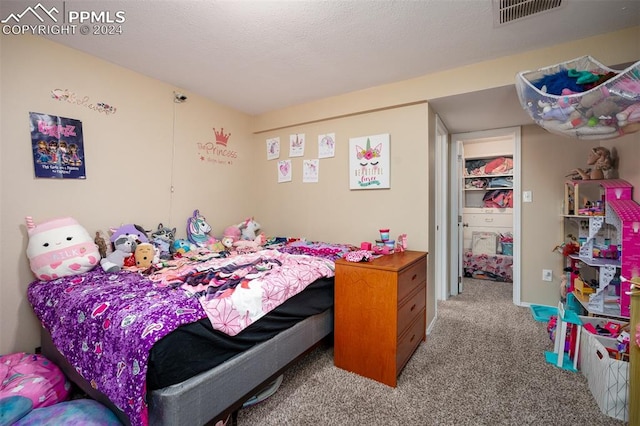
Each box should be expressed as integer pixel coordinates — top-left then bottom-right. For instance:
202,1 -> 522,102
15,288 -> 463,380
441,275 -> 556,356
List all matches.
397,257 -> 426,302
396,309 -> 425,374
397,285 -> 426,336
464,212 -> 512,228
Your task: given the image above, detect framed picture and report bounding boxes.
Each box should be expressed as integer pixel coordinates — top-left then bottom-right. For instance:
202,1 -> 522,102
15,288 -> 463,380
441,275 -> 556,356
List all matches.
348,133 -> 389,189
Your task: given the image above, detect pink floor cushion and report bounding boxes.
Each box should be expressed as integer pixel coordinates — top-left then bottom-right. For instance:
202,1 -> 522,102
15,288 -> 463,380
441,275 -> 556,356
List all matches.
13,399 -> 123,425
0,353 -> 70,409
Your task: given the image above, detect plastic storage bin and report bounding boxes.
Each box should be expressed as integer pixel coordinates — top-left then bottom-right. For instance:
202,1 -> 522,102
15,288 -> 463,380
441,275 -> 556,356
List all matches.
579,331 -> 629,421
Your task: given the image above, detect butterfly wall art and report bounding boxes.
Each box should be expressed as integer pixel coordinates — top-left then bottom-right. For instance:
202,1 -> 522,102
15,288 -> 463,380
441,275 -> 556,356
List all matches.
348,133 -> 390,190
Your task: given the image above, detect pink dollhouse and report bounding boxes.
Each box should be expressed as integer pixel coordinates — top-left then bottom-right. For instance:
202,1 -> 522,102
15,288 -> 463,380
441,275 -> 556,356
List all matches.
566,179 -> 640,318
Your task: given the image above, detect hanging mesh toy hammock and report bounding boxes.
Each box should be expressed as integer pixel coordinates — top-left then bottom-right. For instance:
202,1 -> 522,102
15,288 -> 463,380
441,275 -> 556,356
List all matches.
515,56 -> 640,140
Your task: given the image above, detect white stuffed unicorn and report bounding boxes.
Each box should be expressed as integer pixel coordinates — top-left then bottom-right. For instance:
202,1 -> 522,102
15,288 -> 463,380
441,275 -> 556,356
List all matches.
237,217 -> 262,241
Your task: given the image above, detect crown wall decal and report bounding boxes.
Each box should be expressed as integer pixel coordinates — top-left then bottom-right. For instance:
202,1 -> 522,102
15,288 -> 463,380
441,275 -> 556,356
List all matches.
213,127 -> 230,146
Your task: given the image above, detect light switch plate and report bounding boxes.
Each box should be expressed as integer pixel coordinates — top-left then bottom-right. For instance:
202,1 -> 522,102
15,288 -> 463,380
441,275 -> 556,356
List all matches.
523,191 -> 532,203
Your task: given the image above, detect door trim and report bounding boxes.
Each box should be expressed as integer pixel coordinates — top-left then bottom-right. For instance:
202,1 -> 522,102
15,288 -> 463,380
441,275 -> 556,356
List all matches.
435,115 -> 449,302
447,127 -> 522,305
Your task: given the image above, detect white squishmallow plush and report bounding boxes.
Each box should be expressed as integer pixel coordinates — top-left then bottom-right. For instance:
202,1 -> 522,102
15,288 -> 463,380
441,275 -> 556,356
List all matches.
25,216 -> 100,281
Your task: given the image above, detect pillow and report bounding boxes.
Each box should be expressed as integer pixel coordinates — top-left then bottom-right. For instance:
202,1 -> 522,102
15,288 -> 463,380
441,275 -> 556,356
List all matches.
13,399 -> 122,426
25,216 -> 100,281
0,353 -> 70,412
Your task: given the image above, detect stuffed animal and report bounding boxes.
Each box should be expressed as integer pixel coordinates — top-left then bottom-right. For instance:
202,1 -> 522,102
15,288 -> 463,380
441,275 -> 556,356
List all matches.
221,226 -> 241,249
109,224 -> 149,246
173,239 -> 194,255
233,234 -> 266,253
237,217 -> 262,240
150,223 -> 176,260
25,216 -> 100,281
186,209 -> 215,247
100,235 -> 136,273
94,231 -> 108,258
134,243 -> 158,269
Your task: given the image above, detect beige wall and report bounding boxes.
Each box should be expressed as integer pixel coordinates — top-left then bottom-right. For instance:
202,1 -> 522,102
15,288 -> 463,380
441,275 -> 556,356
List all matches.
252,104 -> 428,245
521,127 -> 640,306
2,27 -> 639,355
253,27 -> 640,132
0,35 -> 254,354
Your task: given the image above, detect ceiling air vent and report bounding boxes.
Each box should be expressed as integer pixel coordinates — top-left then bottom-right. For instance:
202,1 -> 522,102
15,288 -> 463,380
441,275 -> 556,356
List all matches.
494,0 -> 563,25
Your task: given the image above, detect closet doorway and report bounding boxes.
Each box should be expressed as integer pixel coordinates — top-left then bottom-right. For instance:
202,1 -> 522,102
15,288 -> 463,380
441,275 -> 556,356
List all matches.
448,127 -> 521,304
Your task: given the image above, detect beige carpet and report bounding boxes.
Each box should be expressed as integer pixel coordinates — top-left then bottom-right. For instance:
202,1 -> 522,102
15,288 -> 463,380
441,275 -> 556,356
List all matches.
237,278 -> 624,425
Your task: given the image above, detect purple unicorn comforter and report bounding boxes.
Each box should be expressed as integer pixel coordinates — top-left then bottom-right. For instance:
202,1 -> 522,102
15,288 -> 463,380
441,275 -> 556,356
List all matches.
27,249 -> 335,426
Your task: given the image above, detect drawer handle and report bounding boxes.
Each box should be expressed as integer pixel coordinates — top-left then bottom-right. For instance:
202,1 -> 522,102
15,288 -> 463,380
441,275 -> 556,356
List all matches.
410,334 -> 415,343
411,274 -> 417,281
410,303 -> 416,312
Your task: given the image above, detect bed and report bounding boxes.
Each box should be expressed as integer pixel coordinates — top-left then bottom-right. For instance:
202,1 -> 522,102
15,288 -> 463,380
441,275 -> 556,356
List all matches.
28,244 -> 349,425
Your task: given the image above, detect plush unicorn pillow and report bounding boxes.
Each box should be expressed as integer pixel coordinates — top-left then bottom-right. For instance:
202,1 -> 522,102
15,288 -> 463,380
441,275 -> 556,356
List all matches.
25,216 -> 100,281
186,209 -> 213,247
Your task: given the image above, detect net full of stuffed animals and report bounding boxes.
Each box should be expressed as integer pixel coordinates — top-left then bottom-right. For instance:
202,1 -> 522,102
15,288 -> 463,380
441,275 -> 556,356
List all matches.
515,56 -> 640,140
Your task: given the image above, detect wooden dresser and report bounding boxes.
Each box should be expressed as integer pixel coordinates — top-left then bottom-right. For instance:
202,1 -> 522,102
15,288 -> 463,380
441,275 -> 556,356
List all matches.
334,250 -> 427,387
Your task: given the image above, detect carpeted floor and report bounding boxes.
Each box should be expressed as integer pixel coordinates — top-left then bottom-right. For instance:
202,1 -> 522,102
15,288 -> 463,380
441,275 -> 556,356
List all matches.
237,278 -> 625,425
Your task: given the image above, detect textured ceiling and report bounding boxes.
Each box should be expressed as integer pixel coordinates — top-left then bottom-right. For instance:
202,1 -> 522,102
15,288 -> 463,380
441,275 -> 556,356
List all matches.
2,0 -> 639,130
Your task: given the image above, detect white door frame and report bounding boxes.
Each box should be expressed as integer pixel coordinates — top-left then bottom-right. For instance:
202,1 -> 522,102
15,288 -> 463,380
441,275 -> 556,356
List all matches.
440,127 -> 522,305
434,115 -> 449,302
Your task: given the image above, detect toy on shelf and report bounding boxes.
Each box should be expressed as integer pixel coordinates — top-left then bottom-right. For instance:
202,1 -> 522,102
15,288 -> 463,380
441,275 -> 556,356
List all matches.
567,146 -> 614,181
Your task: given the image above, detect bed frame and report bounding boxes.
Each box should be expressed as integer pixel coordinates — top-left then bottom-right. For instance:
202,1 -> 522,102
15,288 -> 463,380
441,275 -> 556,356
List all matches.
41,307 -> 334,425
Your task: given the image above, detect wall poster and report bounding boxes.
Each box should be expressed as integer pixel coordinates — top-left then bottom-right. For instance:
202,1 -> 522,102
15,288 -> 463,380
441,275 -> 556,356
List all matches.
349,133 -> 390,190
278,159 -> 292,183
303,159 -> 319,183
318,133 -> 335,158
289,133 -> 305,157
266,137 -> 280,160
30,112 -> 86,179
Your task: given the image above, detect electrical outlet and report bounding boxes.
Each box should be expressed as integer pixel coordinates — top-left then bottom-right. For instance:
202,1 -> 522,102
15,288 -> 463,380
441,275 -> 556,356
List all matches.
542,269 -> 553,282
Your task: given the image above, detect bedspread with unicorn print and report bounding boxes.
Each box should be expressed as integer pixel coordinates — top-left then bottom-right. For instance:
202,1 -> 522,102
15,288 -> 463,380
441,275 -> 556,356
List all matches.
151,249 -> 335,336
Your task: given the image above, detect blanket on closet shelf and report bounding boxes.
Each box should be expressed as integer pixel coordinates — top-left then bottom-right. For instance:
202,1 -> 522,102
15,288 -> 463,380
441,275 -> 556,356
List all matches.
463,250 -> 513,282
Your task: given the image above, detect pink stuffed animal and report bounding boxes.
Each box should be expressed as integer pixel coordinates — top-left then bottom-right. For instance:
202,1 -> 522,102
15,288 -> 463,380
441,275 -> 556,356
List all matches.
25,216 -> 100,281
222,226 -> 241,249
